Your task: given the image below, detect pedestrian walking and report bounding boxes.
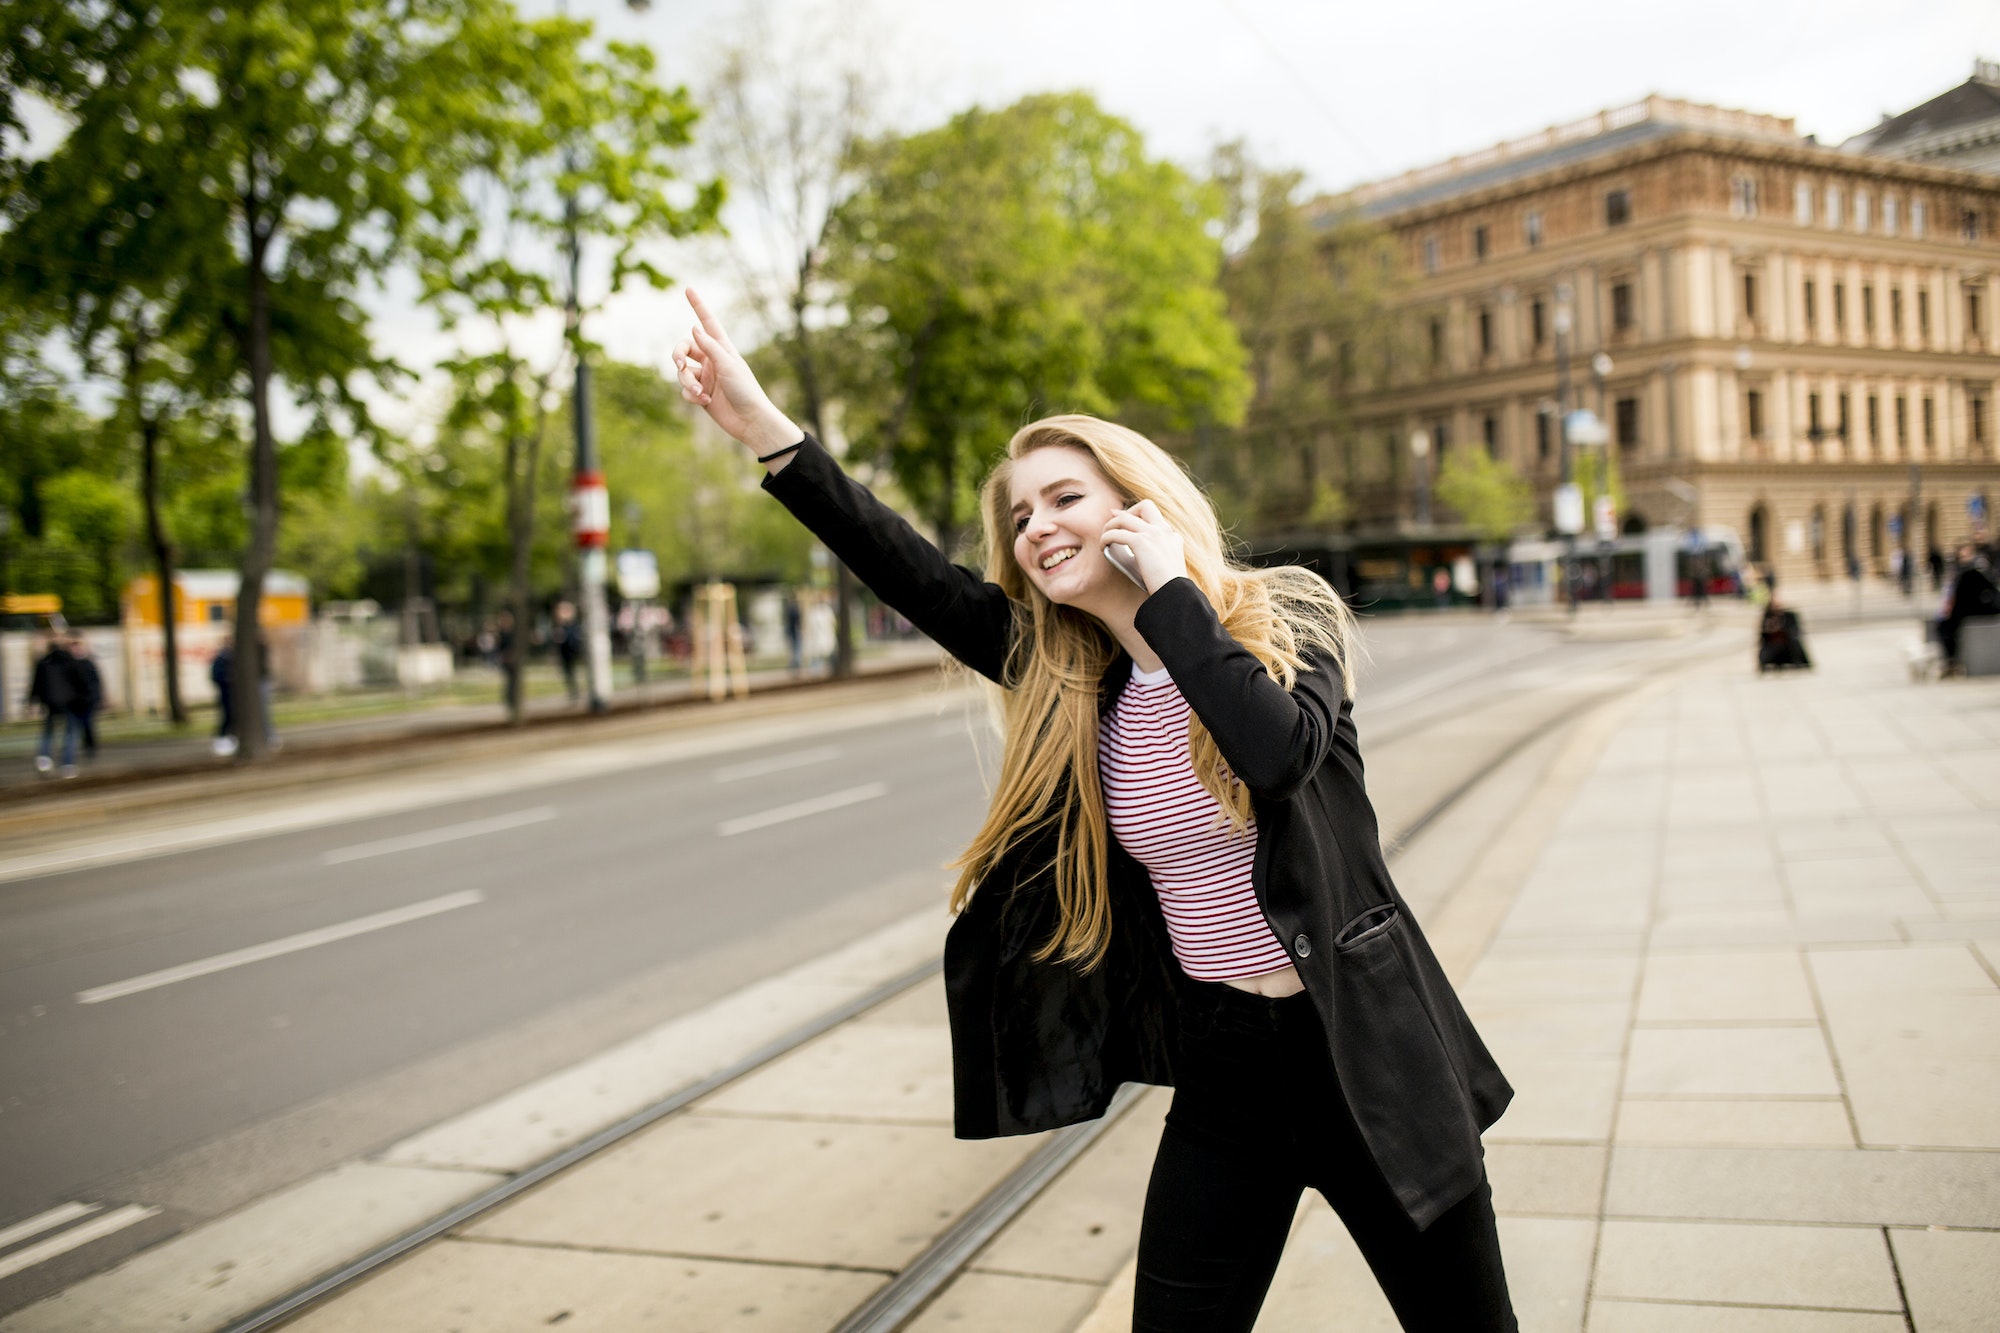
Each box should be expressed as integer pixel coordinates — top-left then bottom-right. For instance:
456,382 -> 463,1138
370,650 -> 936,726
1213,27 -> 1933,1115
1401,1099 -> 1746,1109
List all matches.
1938,543 -> 1999,676
27,634 -> 82,777
210,637 -> 237,755
674,289 -> 1517,1332
67,634 -> 102,760
551,600 -> 582,703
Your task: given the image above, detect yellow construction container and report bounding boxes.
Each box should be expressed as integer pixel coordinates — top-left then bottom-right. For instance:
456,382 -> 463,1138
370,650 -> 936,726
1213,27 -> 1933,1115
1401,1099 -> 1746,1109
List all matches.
123,570 -> 311,628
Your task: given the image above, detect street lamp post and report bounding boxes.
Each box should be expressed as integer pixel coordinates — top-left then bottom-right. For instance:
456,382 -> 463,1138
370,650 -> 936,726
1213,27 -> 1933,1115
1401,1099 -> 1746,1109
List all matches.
1553,292 -> 1580,611
1410,428 -> 1432,527
559,0 -> 651,714
1591,352 -> 1614,598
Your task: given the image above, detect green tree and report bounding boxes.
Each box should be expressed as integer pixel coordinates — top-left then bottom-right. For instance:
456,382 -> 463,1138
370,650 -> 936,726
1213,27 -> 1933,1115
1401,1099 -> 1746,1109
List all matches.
1,0 -> 554,756
828,93 -> 1250,557
1435,447 -> 1537,541
1212,150 -> 1406,538
417,16 -> 720,720
39,470 -> 135,621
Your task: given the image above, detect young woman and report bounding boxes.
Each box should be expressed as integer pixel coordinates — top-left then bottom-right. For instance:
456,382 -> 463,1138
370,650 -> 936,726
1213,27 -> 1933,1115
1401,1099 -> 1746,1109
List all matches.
673,290 -> 1517,1332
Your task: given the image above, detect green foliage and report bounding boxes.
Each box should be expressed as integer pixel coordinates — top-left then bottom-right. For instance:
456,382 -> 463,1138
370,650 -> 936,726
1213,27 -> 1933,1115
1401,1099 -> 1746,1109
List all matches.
1210,150 -> 1405,536
1435,447 -> 1537,541
828,92 -> 1249,553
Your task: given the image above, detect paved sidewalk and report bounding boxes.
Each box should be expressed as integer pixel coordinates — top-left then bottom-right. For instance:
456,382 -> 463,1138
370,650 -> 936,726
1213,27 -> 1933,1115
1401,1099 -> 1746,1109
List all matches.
1247,619 -> 2000,1330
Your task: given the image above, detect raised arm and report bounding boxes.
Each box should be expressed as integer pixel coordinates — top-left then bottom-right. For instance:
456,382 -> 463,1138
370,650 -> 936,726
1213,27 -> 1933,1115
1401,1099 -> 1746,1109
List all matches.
673,290 -> 1015,682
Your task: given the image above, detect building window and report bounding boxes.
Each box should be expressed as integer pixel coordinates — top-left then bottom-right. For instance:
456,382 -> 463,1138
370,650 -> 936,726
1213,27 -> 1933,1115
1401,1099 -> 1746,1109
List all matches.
1883,195 -> 1900,236
1862,286 -> 1875,336
1838,392 -> 1851,443
1968,286 -> 1985,339
1428,316 -> 1444,367
1611,281 -> 1634,333
1473,224 -> 1490,261
1530,297 -> 1546,347
1742,272 -> 1759,320
1833,283 -> 1846,334
1535,409 -> 1552,460
1923,397 -> 1936,448
1732,176 -> 1759,218
1524,211 -> 1543,247
1808,392 -> 1823,439
1422,236 -> 1440,273
1854,192 -> 1871,232
1605,189 -> 1631,227
1803,279 -> 1817,328
1825,186 -> 1843,228
1965,209 -> 1983,243
1912,199 -> 1927,237
1746,389 -> 1765,439
1615,397 -> 1640,450
1795,181 -> 1814,224
1483,413 -> 1499,457
1918,289 -> 1931,338
1896,396 -> 1909,450
1974,396 -> 1989,446
1478,307 -> 1493,356
1868,395 -> 1880,444
1891,288 -> 1904,337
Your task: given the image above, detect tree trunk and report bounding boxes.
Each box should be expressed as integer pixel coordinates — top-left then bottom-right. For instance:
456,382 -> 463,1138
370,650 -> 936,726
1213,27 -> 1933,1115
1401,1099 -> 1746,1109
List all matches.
126,334 -> 185,725
232,196 -> 279,760
504,363 -> 538,726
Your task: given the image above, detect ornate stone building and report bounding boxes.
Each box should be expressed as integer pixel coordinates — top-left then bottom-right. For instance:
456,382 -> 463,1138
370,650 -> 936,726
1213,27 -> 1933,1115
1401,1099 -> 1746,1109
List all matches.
1327,69 -> 2000,585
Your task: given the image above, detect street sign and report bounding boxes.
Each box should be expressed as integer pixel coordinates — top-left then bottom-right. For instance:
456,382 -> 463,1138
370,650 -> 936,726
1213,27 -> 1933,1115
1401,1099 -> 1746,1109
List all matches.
615,549 -> 660,600
1594,495 -> 1617,542
1554,483 -> 1584,535
1972,494 -> 1989,525
0,593 -> 61,615
569,472 -> 610,549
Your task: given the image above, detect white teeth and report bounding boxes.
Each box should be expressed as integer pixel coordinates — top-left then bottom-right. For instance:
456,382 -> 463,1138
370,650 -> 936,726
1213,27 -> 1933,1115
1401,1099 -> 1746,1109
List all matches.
1040,547 -> 1080,570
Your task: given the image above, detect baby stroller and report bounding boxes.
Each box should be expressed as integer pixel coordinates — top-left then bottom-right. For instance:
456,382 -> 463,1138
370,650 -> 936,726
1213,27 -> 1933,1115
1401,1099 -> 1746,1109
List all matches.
1757,604 -> 1811,672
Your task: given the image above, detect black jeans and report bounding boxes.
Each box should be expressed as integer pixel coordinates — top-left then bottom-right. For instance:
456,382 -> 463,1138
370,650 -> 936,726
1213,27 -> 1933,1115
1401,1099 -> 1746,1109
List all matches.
1133,981 -> 1517,1332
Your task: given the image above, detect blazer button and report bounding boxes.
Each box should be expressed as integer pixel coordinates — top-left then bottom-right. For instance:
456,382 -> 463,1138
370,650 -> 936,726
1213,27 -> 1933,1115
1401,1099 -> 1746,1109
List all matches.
1293,933 -> 1313,959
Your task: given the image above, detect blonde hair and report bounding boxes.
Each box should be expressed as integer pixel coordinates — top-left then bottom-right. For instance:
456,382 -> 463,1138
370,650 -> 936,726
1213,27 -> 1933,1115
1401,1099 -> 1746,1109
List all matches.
946,414 -> 1358,970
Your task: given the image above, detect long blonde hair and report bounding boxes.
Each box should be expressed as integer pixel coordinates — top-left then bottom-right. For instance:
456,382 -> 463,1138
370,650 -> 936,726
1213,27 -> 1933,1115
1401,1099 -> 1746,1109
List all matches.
946,414 -> 1358,970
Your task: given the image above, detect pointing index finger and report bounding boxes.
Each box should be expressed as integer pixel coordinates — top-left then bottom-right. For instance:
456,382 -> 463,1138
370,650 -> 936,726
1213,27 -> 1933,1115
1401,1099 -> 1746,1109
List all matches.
685,287 -> 732,350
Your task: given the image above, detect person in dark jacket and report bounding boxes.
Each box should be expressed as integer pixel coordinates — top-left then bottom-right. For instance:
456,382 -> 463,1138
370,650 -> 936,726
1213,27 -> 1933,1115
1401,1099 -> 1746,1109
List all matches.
28,634 -> 81,776
66,634 -> 103,759
673,291 -> 1516,1331
1939,544 -> 2000,674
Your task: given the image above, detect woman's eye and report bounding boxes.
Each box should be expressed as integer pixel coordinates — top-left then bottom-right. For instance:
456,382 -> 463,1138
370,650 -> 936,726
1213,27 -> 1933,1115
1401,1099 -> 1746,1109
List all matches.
1013,515 -> 1028,533
1056,494 -> 1080,508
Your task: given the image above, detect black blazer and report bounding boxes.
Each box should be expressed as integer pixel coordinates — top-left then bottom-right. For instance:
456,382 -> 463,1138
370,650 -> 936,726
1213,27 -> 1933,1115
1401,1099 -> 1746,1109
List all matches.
764,436 -> 1510,1229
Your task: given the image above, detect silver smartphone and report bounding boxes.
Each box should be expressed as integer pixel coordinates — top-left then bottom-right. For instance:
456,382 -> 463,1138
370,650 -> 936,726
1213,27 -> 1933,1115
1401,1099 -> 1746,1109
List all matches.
1104,542 -> 1145,588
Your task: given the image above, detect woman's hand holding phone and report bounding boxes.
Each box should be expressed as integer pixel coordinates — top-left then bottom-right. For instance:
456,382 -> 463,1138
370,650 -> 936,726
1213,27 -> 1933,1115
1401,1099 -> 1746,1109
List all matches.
1101,500 -> 1186,595
672,289 -> 804,465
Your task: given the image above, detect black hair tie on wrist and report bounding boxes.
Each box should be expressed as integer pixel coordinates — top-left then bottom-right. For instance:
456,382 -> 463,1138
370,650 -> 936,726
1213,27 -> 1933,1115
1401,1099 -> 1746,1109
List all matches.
756,440 -> 805,464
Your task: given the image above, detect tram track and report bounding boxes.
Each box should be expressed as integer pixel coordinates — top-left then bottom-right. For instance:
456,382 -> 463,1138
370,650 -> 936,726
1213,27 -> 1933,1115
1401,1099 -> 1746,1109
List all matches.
191,625 -> 1733,1333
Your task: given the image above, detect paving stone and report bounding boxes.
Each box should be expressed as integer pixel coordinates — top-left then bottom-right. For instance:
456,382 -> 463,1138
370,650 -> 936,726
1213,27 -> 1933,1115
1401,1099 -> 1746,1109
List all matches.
1635,951 -> 1817,1023
1888,1226 -> 2000,1333
905,1270 -> 1100,1333
1484,1059 -> 1622,1142
1613,1099 -> 1853,1148
1603,1145 -> 2000,1228
1591,1220 -> 1902,1311
852,973 -> 951,1027
282,1238 -> 884,1333
1462,953 -> 1641,1005
1251,1198 -> 1394,1331
1783,855 -> 1924,893
1665,773 -> 1765,827
1623,1028 -> 1840,1098
465,1113 -> 1039,1271
1774,822 -> 1895,860
1655,873 -> 1788,908
1584,1300 -> 1905,1331
1788,882 -> 1937,919
699,1024 -> 956,1122
972,1090 -> 1167,1283
1486,1143 -> 1606,1217
1471,1000 -> 1633,1064
1808,945 -> 2000,1148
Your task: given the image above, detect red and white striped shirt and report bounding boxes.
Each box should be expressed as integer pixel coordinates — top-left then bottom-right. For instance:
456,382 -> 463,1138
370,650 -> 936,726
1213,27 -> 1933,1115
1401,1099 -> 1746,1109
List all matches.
1098,662 -> 1292,981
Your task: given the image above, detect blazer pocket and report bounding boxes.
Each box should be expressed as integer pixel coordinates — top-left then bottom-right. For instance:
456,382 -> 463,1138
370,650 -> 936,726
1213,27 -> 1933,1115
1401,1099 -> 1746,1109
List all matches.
1334,903 -> 1400,952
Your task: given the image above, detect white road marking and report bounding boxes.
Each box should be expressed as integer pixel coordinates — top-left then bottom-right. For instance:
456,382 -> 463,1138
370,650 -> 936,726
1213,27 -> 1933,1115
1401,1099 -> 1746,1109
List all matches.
0,1202 -> 101,1251
0,1204 -> 160,1281
75,890 -> 485,1005
712,746 -> 842,783
716,782 -> 889,837
321,807 -> 557,865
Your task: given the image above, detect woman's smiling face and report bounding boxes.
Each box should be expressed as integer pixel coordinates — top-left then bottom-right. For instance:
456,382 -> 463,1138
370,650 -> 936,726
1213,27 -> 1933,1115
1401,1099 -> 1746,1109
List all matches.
1008,445 -> 1130,608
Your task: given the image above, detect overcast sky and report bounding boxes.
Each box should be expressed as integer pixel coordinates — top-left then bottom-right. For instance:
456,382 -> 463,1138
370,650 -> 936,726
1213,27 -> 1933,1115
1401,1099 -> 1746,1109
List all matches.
371,0 -> 2000,436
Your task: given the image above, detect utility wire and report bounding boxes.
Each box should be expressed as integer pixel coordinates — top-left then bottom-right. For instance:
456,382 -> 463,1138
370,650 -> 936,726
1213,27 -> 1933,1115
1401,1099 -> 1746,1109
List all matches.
1209,0 -> 1383,177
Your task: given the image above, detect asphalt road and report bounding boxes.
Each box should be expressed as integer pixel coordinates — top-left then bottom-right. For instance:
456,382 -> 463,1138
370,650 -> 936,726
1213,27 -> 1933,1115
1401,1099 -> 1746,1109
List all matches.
0,613 -> 1650,1312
